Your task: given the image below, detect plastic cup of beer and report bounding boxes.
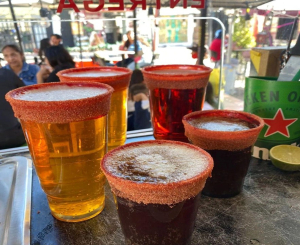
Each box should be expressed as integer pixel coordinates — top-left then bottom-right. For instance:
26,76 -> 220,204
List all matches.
183,110 -> 264,198
57,67 -> 132,151
6,82 -> 114,222
101,140 -> 213,245
142,64 -> 212,142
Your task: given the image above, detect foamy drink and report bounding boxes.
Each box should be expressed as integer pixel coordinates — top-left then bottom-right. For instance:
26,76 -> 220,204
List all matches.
101,140 -> 213,245
6,82 -> 114,222
183,110 -> 264,198
63,70 -> 124,77
57,67 -> 132,151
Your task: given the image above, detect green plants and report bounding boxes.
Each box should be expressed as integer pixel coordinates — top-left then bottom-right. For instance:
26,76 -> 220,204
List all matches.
233,16 -> 256,48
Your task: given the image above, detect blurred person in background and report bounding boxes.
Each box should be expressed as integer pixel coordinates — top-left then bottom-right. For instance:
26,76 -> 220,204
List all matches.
127,69 -> 151,131
50,34 -> 62,46
209,29 -> 222,65
116,26 -> 123,43
117,31 -> 145,69
0,68 -> 26,149
2,44 -> 39,86
38,38 -> 51,65
37,45 -> 75,83
89,31 -> 102,47
117,30 -> 135,67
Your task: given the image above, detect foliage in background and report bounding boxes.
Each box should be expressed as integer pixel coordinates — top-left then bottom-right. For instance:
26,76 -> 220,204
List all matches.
233,16 -> 256,48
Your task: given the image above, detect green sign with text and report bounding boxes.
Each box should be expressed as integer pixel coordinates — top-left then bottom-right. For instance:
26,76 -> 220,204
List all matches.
244,77 -> 300,160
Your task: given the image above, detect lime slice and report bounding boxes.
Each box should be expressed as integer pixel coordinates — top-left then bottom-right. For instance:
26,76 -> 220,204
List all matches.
270,145 -> 300,171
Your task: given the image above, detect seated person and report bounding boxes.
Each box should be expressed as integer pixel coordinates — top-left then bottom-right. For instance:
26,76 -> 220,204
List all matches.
128,69 -> 144,130
117,31 -> 143,68
128,83 -> 151,131
37,45 -> 75,83
89,31 -> 102,47
37,38 -> 51,65
2,44 -> 39,86
0,68 -> 26,149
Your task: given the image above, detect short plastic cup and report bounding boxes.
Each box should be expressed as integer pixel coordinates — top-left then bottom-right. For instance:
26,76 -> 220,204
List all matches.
142,65 -> 212,142
6,82 -> 114,222
183,110 -> 264,198
101,140 -> 213,245
57,67 -> 132,151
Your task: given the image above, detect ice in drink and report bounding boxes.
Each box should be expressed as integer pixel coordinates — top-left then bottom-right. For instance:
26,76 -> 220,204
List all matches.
101,140 -> 213,245
57,67 -> 132,151
142,65 -> 212,142
6,82 -> 114,222
183,110 -> 264,197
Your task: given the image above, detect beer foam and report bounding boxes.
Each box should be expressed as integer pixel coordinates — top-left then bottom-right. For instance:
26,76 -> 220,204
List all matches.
151,69 -> 204,75
15,85 -> 106,101
183,110 -> 264,151
57,67 -> 132,91
64,70 -> 124,77
142,65 -> 212,90
105,143 -> 209,184
101,140 -> 214,205
189,117 -> 253,132
6,82 -> 114,123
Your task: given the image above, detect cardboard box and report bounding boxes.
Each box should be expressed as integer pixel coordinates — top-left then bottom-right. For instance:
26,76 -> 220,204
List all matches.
250,47 -> 285,77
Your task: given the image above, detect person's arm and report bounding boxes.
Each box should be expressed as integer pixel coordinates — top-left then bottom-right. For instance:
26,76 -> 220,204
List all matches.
139,37 -> 150,47
36,64 -> 50,84
132,93 -> 148,102
36,72 -> 44,84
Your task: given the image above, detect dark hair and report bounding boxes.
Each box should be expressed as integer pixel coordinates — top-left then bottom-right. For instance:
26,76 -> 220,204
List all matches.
38,38 -> 51,61
130,69 -> 144,87
51,34 -> 62,39
1,44 -> 24,61
129,83 -> 149,100
44,45 -> 74,68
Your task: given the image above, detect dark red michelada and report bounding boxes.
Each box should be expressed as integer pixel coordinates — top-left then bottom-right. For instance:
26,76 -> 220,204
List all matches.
101,140 -> 213,245
183,110 -> 264,198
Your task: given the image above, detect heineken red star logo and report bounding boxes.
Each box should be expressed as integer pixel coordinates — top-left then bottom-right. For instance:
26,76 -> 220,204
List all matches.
263,109 -> 298,138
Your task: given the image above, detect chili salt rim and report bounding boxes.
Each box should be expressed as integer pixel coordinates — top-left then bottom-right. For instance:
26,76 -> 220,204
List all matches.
142,64 -> 212,90
5,81 -> 114,124
57,66 -> 132,91
183,110 -> 264,151
101,140 -> 214,205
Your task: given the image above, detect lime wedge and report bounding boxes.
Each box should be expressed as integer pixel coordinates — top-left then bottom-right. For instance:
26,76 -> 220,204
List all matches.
270,145 -> 300,171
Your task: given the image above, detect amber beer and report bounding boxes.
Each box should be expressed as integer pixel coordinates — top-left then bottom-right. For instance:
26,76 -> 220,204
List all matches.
6,82 -> 114,222
101,140 -> 213,245
183,110 -> 264,197
142,65 -> 212,142
57,67 -> 131,151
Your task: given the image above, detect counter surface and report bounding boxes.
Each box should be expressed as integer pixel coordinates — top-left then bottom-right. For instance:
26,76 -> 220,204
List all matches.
3,139 -> 300,245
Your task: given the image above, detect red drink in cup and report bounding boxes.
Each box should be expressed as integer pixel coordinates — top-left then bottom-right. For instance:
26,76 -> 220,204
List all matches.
101,140 -> 213,245
142,65 -> 212,142
183,110 -> 264,198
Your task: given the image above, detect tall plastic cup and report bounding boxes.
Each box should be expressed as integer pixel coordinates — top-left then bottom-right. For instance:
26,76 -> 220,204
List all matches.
183,110 -> 264,198
101,140 -> 213,245
142,65 -> 212,142
57,67 -> 132,151
6,82 -> 114,222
